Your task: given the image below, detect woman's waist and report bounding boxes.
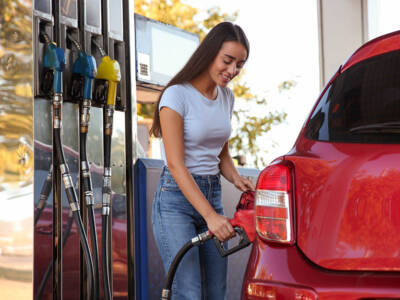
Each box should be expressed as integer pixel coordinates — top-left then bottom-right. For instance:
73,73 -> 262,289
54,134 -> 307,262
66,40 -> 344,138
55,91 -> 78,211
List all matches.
161,166 -> 220,184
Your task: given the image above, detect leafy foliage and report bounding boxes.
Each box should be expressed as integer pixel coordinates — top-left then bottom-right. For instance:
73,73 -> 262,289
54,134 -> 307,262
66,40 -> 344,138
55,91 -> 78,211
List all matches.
135,0 -> 287,167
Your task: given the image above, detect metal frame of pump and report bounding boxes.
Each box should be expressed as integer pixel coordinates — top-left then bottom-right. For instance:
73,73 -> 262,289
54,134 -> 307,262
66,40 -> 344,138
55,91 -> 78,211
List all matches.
34,22 -> 120,300
33,1 -> 137,299
34,36 -> 102,300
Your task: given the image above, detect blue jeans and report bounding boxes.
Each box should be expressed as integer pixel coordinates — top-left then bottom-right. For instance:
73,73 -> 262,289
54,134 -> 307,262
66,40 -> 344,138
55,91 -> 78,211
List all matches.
152,167 -> 227,300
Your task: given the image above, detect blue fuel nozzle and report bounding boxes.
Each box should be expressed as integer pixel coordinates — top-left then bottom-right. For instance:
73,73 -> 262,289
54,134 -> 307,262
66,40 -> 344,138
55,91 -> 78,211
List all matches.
43,43 -> 65,94
72,52 -> 97,100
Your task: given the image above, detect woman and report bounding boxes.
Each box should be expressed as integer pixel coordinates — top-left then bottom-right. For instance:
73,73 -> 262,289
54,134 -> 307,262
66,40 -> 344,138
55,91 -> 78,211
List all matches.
151,22 -> 255,300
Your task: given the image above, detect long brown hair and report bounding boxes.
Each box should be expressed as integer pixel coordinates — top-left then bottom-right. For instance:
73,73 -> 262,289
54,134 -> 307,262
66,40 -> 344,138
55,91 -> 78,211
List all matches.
149,22 -> 250,137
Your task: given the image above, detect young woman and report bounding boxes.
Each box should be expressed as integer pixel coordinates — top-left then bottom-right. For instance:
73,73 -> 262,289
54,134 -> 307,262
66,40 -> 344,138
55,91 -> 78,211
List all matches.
151,22 -> 255,300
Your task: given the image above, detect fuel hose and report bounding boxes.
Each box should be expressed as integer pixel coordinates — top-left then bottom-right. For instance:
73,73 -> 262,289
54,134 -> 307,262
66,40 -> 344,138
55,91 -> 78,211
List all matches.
69,33 -> 100,300
80,129 -> 100,300
161,231 -> 212,300
101,108 -> 115,300
34,165 -> 53,225
42,35 -> 95,300
161,196 -> 256,300
92,39 -> 121,300
54,110 -> 95,300
35,211 -> 74,300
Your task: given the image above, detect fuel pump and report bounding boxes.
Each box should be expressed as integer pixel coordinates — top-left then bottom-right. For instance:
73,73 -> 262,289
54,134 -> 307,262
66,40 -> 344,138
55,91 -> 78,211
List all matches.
67,34 -> 100,300
41,33 -> 95,300
92,40 -> 121,300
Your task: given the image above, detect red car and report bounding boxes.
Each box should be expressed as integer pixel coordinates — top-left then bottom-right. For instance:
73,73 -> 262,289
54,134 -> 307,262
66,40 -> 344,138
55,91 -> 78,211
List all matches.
242,30 -> 400,299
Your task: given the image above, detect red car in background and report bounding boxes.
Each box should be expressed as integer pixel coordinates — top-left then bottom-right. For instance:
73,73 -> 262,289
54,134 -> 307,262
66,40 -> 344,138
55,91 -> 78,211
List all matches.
242,30 -> 400,299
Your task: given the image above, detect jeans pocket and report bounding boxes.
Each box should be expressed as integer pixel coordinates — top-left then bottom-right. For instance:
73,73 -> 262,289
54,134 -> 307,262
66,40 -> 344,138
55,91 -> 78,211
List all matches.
151,189 -> 160,225
159,188 -> 194,214
161,177 -> 181,192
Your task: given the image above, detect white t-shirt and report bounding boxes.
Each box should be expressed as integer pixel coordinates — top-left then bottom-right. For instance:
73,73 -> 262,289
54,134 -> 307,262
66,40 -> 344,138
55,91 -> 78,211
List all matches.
159,82 -> 234,175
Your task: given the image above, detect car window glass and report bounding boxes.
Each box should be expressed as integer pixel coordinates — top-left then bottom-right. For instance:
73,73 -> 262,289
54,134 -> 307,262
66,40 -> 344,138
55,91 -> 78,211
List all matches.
306,49 -> 400,144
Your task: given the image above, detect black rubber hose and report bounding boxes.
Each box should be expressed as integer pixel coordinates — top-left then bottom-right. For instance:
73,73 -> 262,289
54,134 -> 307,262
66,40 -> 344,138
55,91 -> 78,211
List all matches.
102,214 -> 112,300
88,206 -> 100,300
35,214 -> 74,300
54,129 -> 65,165
102,108 -> 113,299
54,129 -> 95,300
74,210 -> 95,300
80,129 -> 100,300
161,241 -> 194,300
104,134 -> 111,168
80,131 -> 87,160
34,166 -> 53,225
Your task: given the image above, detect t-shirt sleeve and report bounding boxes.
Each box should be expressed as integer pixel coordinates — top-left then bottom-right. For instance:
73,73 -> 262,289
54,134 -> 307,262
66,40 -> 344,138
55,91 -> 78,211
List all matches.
159,86 -> 186,117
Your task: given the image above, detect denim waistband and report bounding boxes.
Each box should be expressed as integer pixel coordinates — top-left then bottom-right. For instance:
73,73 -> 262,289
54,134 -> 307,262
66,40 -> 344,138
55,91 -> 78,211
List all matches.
161,166 -> 220,180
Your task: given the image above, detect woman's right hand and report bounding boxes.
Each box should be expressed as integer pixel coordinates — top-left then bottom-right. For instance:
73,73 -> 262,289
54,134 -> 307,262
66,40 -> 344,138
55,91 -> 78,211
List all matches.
205,212 -> 235,242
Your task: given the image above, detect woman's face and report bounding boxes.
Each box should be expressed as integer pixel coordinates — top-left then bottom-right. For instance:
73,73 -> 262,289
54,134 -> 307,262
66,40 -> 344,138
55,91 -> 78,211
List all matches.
208,41 -> 248,87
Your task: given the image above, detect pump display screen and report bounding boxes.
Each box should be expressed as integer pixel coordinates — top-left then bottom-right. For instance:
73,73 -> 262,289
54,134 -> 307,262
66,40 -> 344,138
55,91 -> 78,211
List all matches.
34,0 -> 51,15
108,0 -> 123,41
86,0 -> 102,30
61,0 -> 78,21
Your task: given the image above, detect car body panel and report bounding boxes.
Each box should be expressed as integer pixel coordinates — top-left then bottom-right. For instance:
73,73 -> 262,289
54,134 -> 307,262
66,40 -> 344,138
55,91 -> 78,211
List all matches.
287,140 -> 400,271
242,239 -> 400,300
342,30 -> 400,73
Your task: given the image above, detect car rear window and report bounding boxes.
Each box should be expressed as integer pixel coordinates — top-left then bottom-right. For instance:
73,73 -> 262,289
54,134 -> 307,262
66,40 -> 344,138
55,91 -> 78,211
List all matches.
306,49 -> 400,144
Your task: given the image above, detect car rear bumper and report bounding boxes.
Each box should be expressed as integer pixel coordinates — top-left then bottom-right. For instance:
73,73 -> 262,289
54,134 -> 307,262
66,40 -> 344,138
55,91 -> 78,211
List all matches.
241,238 -> 400,300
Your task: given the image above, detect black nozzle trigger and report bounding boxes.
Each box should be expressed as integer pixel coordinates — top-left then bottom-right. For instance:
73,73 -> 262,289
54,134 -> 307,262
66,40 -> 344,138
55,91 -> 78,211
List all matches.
213,227 -> 251,257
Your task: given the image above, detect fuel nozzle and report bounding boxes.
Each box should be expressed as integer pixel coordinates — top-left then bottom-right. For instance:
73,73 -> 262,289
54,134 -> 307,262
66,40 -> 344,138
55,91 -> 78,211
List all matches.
92,40 -> 121,110
213,191 -> 255,257
91,40 -> 121,300
41,35 -> 65,96
97,56 -> 121,107
69,35 -> 97,102
68,35 -> 97,134
42,34 -> 65,130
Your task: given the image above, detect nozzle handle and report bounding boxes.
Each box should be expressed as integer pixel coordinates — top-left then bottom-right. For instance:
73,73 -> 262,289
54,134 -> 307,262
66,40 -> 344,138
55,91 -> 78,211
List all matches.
213,227 -> 251,257
107,81 -> 118,106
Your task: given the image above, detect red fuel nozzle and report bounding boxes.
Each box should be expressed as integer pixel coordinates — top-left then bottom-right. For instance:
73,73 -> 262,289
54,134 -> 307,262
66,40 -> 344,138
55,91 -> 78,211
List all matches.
231,190 -> 256,242
213,191 -> 256,257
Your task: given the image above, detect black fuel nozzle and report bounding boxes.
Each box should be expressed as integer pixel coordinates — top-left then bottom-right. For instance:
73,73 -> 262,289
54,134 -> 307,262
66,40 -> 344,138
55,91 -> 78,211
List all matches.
213,227 -> 251,257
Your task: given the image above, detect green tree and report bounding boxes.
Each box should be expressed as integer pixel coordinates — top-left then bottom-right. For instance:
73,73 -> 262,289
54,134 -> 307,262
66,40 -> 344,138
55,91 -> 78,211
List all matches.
135,0 -> 287,167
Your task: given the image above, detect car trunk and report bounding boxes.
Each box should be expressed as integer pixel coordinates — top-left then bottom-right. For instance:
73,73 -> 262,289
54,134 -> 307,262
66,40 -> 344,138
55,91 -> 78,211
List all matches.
287,138 -> 400,271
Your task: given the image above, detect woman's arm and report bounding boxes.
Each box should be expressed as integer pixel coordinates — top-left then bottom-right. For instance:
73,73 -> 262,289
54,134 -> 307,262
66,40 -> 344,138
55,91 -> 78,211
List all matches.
218,142 -> 255,191
160,107 -> 234,242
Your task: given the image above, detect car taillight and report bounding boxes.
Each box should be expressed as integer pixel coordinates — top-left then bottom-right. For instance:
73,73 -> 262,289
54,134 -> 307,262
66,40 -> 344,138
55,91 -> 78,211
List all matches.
255,163 -> 294,244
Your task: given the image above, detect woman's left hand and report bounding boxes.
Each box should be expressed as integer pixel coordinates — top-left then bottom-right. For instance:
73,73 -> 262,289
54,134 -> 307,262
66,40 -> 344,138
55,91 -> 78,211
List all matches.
233,175 -> 255,192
